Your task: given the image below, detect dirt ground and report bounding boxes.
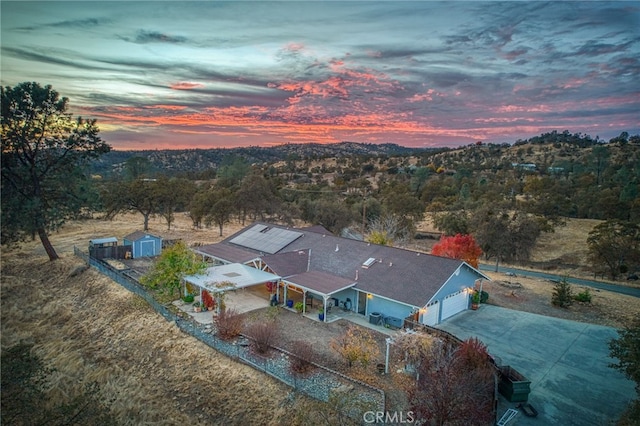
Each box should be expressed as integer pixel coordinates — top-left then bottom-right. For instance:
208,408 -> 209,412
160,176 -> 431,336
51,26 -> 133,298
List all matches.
2,213 -> 639,424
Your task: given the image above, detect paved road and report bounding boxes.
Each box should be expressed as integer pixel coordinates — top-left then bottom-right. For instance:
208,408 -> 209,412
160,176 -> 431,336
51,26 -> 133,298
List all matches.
479,263 -> 640,298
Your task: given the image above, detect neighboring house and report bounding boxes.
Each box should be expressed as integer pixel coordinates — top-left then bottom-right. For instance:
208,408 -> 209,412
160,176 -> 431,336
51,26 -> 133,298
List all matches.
190,223 -> 489,325
123,231 -> 162,258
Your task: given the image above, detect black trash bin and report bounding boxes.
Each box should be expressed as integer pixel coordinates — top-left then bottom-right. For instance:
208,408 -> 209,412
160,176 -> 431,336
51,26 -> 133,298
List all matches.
369,312 -> 381,325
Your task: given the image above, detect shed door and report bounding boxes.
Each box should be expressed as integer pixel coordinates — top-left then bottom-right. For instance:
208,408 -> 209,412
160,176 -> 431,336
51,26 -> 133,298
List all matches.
422,301 -> 439,326
140,240 -> 155,257
441,290 -> 468,321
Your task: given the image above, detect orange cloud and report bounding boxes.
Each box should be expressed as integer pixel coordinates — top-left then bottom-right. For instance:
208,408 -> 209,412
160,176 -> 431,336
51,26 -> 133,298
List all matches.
170,82 -> 204,90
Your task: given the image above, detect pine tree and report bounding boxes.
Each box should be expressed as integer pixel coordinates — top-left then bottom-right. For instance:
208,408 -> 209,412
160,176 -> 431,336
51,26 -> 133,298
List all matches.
551,278 -> 573,307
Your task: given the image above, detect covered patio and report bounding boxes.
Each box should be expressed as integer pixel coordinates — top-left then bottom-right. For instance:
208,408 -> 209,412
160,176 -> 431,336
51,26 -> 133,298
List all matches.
280,271 -> 356,322
183,263 -> 281,313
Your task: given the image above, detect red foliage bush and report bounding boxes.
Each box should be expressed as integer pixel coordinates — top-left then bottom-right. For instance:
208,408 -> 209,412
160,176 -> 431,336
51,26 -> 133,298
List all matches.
244,321 -> 277,354
290,340 -> 315,374
455,337 -> 492,375
201,291 -> 216,310
214,308 -> 244,340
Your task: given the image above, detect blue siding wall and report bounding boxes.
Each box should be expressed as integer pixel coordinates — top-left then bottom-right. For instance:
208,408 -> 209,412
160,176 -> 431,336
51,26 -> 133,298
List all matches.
430,265 -> 480,302
365,293 -> 414,321
330,288 -> 357,312
125,235 -> 162,258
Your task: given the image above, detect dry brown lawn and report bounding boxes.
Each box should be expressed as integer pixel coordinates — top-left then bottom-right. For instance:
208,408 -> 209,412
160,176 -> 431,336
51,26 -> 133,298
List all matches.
1,214 -> 314,425
2,213 -> 639,424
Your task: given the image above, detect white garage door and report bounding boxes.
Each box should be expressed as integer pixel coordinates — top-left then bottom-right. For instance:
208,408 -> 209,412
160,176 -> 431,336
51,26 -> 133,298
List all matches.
422,301 -> 439,326
441,290 -> 469,321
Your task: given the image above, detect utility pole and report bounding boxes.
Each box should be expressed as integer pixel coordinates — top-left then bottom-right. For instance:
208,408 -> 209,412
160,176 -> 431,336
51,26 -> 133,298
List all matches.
361,188 -> 367,239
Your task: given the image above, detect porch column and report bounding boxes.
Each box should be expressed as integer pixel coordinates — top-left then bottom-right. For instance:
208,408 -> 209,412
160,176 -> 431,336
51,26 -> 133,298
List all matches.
283,282 -> 288,306
302,290 -> 307,314
323,295 -> 328,323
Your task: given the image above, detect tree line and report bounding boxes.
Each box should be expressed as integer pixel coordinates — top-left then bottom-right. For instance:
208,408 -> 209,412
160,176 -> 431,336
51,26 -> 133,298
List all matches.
2,82 -> 639,280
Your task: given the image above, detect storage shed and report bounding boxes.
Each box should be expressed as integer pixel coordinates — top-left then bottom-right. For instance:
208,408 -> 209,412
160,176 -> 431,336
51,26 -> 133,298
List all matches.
123,231 -> 162,258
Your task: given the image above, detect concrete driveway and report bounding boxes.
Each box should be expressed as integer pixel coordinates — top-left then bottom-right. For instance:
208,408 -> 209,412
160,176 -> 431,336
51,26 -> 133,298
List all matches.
436,305 -> 636,425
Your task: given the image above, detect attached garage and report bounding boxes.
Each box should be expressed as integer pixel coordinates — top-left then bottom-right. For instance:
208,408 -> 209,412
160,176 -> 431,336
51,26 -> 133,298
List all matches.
441,289 -> 469,321
421,300 -> 439,326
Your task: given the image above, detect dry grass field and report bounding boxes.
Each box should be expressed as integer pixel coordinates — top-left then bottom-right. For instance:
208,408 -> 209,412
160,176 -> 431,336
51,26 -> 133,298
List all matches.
1,214 -> 316,425
415,215 -> 640,328
2,213 -> 639,424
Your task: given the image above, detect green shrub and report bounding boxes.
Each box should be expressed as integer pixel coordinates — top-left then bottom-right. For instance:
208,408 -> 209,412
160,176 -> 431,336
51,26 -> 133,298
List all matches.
182,294 -> 194,303
574,289 -> 592,303
294,302 -> 304,313
479,291 -> 489,303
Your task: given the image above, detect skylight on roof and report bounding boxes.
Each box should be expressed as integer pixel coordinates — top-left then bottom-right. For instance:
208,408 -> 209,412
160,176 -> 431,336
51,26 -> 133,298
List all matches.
362,257 -> 377,268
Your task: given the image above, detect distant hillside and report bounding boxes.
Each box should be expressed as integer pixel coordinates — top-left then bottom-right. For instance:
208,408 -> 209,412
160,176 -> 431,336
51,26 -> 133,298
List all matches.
421,130 -> 639,174
90,142 -> 430,177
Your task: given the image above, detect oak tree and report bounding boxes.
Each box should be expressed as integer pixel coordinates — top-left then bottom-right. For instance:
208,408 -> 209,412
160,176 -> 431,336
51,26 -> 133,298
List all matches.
1,82 -> 110,260
587,220 -> 640,280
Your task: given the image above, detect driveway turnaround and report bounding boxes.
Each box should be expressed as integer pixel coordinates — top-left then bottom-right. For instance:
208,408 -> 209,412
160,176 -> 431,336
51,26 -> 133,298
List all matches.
436,305 -> 636,425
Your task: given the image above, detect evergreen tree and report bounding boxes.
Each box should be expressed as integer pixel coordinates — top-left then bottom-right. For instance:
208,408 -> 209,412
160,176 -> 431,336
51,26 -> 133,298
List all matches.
1,82 -> 110,260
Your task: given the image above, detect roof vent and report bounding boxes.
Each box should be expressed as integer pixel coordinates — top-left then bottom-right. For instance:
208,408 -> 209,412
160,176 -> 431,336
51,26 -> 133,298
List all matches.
389,262 -> 393,267
362,257 -> 376,269
335,244 -> 339,252
355,270 -> 359,280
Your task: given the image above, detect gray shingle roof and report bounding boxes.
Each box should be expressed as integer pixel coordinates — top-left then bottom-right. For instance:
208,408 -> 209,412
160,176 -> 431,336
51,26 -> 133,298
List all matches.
261,249 -> 309,277
194,244 -> 259,264
124,231 -> 161,241
286,270 -> 355,296
220,222 -> 472,307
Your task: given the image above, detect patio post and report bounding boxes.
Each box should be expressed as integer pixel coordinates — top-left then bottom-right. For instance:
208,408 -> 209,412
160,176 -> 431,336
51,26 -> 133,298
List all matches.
323,296 -> 328,322
283,282 -> 288,306
302,290 -> 307,314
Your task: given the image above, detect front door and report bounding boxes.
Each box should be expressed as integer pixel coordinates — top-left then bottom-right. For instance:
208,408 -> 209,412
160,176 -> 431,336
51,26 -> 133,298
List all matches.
358,291 -> 367,315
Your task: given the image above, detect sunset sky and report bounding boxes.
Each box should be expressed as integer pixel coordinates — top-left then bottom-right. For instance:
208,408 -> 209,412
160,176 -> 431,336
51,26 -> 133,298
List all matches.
2,1 -> 639,150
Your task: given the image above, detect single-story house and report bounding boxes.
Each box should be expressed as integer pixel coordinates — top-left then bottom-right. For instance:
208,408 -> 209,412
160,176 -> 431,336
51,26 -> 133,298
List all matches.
189,223 -> 489,325
123,231 -> 162,258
